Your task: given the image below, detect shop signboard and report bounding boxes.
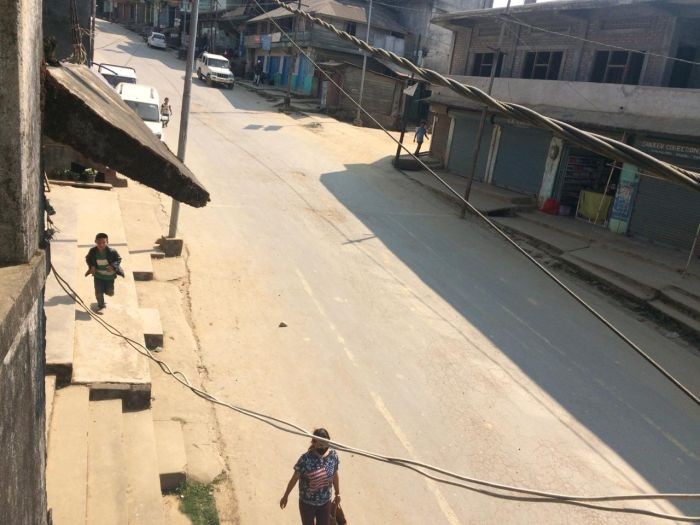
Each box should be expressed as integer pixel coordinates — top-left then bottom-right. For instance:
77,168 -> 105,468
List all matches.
635,138 -> 700,170
609,164 -> 639,234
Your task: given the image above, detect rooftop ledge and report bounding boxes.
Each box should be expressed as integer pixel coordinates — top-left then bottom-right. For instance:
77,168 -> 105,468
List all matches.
429,76 -> 700,137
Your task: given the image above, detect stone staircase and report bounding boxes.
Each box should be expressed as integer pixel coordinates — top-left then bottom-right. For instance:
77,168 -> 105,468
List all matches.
44,191 -> 185,524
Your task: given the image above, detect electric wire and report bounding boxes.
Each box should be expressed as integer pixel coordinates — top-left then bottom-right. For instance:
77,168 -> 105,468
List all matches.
48,264 -> 700,522
260,0 -> 700,408
68,12 -> 700,519
270,0 -> 700,192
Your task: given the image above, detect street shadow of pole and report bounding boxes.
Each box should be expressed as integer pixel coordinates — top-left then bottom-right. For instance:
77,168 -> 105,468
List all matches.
320,158 -> 700,516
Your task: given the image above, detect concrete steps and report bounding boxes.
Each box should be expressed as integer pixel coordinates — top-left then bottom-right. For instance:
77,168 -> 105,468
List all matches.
47,394 -> 166,524
154,420 -> 188,491
648,299 -> 700,339
45,201 -> 78,381
140,307 -> 164,349
72,303 -> 151,409
70,190 -> 151,407
47,385 -> 90,525
45,375 -> 57,442
131,251 -> 154,281
123,410 -> 166,524
87,400 -> 127,524
658,287 -> 700,321
559,253 -> 657,304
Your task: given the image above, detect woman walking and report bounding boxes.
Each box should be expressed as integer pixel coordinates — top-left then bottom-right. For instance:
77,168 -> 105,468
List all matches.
280,428 -> 340,525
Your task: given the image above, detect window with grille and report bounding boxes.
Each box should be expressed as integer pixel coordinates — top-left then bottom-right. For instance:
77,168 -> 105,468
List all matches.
470,52 -> 503,77
522,51 -> 563,80
590,50 -> 644,85
345,22 -> 357,36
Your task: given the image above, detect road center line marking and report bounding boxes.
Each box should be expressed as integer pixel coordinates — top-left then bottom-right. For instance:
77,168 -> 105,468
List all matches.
370,391 -> 462,525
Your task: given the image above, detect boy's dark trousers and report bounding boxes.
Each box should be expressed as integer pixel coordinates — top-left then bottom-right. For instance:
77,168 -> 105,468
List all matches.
94,277 -> 115,308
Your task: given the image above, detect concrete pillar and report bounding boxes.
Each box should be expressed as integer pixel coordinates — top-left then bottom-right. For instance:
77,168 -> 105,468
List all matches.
0,0 -> 43,265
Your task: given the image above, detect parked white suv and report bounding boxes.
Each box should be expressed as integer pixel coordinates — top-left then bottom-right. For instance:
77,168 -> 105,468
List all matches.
147,32 -> 167,49
196,52 -> 234,89
117,83 -> 164,140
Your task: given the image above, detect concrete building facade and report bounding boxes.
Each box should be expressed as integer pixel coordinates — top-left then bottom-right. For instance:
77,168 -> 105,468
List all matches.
0,0 -> 49,519
245,0 -> 407,95
380,0 -> 491,73
429,0 -> 700,252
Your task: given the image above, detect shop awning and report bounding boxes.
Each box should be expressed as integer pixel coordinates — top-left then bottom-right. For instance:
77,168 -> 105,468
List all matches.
43,63 -> 209,208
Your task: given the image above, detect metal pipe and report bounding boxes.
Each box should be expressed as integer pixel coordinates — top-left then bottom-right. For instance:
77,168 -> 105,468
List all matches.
89,0 -> 96,65
354,0 -> 373,126
683,223 -> 700,278
459,0 -> 511,218
395,73 -> 415,164
168,0 -> 200,238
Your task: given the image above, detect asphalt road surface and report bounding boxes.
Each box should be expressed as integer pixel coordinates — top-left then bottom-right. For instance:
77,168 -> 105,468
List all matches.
95,21 -> 700,524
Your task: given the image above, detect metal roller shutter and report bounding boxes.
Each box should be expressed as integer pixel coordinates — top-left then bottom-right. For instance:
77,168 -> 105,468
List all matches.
447,115 -> 493,181
629,176 -> 700,250
491,125 -> 551,195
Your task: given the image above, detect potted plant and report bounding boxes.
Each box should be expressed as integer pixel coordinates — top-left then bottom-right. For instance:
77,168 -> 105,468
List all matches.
84,168 -> 98,184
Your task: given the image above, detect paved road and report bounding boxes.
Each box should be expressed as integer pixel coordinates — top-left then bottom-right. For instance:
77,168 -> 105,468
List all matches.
95,22 -> 700,524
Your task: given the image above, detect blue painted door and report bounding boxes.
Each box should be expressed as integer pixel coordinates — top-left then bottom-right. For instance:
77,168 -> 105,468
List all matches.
267,56 -> 280,84
280,56 -> 291,86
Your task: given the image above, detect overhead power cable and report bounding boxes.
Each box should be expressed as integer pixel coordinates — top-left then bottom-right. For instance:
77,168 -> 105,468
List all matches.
48,264 -> 700,522
262,0 -> 700,409
269,0 -> 700,192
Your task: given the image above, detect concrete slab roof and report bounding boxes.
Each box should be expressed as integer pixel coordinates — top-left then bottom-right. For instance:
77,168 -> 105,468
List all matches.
43,64 -> 209,208
432,0 -> 700,27
428,92 -> 700,140
248,0 -> 406,34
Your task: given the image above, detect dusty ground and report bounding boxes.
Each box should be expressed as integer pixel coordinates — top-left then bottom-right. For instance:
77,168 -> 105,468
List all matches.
96,20 -> 700,524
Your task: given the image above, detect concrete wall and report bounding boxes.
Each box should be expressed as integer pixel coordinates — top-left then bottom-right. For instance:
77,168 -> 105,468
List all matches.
382,0 -> 484,73
43,0 -> 92,61
0,0 -> 49,519
0,255 -> 48,525
449,4 -> 686,87
1,0 -> 43,265
432,75 -> 700,125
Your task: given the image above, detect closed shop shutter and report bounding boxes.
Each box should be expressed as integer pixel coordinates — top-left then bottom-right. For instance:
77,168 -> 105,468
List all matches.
629,176 -> 700,250
491,125 -> 551,195
447,114 -> 492,181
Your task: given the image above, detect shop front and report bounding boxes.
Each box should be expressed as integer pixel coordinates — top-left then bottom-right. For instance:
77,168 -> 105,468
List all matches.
446,111 -> 493,182
625,136 -> 700,250
490,120 -> 551,196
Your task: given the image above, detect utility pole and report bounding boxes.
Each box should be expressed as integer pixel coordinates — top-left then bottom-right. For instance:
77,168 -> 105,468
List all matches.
284,0 -> 302,110
460,0 -> 511,218
88,0 -> 96,64
394,73 -> 415,165
354,0 -> 373,126
168,0 -> 200,242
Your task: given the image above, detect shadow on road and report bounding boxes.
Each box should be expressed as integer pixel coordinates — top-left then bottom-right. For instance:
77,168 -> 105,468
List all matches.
321,158 -> 700,516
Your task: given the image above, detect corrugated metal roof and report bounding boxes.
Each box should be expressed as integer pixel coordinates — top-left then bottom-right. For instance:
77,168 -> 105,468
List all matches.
44,64 -> 209,207
220,6 -> 247,20
248,0 -> 406,34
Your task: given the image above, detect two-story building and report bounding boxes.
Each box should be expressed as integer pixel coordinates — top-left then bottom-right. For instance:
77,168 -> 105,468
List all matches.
378,0 -> 490,73
245,0 -> 406,95
428,0 -> 700,252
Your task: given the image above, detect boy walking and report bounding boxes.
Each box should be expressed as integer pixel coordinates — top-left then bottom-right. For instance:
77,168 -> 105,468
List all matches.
414,120 -> 430,155
85,233 -> 124,311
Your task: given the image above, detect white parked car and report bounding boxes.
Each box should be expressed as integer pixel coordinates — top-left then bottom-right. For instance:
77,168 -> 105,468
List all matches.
196,52 -> 234,89
147,32 -> 167,49
97,63 -> 137,88
117,83 -> 164,141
